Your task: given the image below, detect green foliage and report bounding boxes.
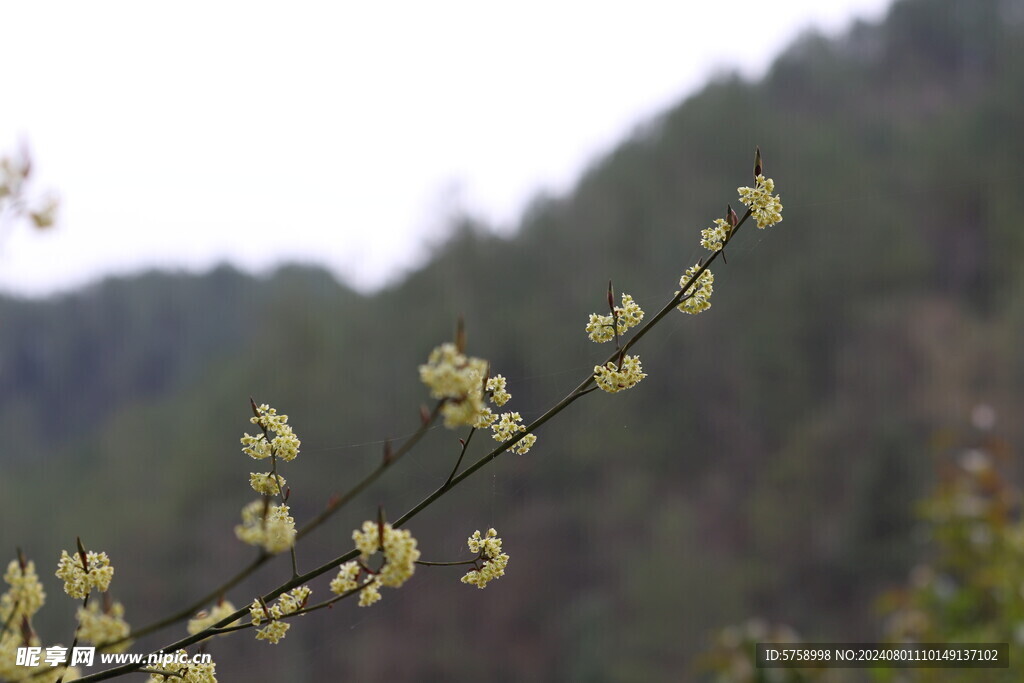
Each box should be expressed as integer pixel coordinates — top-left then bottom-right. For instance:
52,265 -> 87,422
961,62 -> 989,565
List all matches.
873,434 -> 1023,683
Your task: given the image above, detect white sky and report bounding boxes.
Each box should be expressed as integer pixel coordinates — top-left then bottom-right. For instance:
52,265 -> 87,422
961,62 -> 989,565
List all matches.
0,0 -> 892,297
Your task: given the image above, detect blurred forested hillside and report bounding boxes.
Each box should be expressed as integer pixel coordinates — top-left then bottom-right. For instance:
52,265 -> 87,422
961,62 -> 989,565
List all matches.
4,0 -> 1024,679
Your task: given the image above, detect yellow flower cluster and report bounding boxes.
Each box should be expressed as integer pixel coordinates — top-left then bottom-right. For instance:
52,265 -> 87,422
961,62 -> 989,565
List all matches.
700,218 -> 731,252
461,528 -> 510,589
236,404 -> 300,554
586,294 -> 645,343
234,501 -> 296,554
491,412 -> 524,442
676,264 -> 714,315
352,520 -> 421,589
585,292 -> 649,394
738,175 -> 783,229
145,650 -> 217,683
249,472 -> 286,496
594,355 -> 647,394
187,600 -> 239,636
357,579 -> 383,607
419,343 -> 490,428
329,561 -> 385,607
420,345 -> 539,453
489,411 -> 537,454
1,559 -> 46,622
254,620 -> 289,644
330,521 -> 422,608
55,550 -> 114,599
515,434 -> 538,456
240,404 -> 301,462
486,374 -> 511,407
76,601 -> 131,652
249,586 -> 311,644
329,561 -> 361,594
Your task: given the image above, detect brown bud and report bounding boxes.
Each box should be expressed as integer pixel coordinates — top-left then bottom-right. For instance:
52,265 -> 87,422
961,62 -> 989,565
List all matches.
455,315 -> 466,354
727,204 -> 738,228
18,140 -> 32,178
20,616 -> 35,645
607,281 -> 615,313
30,210 -> 55,230
377,506 -> 387,552
753,146 -> 762,178
76,537 -> 88,570
420,404 -> 431,425
249,397 -> 261,419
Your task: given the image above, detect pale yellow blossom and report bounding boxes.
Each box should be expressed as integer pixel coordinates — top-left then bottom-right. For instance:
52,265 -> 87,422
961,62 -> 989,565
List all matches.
359,578 -> 383,607
676,265 -> 714,315
586,294 -> 645,343
329,561 -> 362,595
248,587 -> 310,644
254,620 -> 290,644
235,501 -> 296,554
187,601 -> 239,636
491,412 -> 526,442
241,404 -> 301,462
594,355 -> 647,394
249,472 -> 286,496
486,374 -> 511,406
55,550 -> 114,599
700,218 -> 731,251
352,521 -> 420,588
512,433 -> 537,455
473,406 -> 498,429
76,601 -> 131,652
462,528 -> 510,589
1,558 -> 46,621
419,343 -> 490,428
738,175 -> 783,229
